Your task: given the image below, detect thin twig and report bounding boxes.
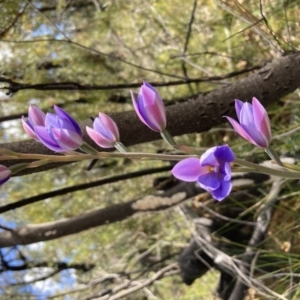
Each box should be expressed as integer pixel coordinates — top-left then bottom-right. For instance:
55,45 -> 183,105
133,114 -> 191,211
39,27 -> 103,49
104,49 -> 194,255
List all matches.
228,179 -> 284,300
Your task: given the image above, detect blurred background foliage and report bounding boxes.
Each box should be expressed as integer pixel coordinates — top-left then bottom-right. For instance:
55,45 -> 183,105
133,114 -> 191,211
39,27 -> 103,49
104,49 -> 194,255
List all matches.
0,0 -> 300,299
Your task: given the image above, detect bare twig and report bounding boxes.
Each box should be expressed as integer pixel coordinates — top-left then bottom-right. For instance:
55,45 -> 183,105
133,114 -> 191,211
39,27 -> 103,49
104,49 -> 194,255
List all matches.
0,65 -> 261,93
94,263 -> 179,300
228,179 -> 284,300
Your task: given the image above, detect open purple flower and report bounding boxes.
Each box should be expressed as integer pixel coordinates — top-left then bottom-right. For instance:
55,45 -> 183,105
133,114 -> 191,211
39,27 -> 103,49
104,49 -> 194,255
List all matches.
86,113 -> 120,148
30,106 -> 82,152
172,145 -> 235,201
131,82 -> 166,132
224,98 -> 271,148
22,105 -> 46,141
0,165 -> 11,186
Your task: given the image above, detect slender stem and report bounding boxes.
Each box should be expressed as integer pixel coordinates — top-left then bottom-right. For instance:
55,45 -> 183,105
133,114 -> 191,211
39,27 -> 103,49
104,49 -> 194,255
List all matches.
0,152 -> 196,162
160,129 -> 176,146
234,158 -> 300,179
114,142 -> 128,153
265,147 -> 283,166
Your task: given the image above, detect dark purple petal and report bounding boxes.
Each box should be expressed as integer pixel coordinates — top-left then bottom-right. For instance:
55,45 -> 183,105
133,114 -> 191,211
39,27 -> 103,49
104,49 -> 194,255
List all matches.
214,145 -> 235,163
172,158 -> 203,182
54,105 -> 82,135
131,91 -> 155,129
211,180 -> 232,201
197,172 -> 220,191
219,162 -> 232,181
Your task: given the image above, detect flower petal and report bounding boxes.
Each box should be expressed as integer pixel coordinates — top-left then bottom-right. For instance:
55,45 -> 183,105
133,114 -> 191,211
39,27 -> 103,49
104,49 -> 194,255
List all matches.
52,128 -> 82,151
94,113 -> 119,141
224,116 -> 257,145
252,97 -> 271,145
239,103 -> 269,147
234,99 -> 244,120
197,172 -> 220,191
86,126 -> 115,148
172,158 -> 203,182
54,105 -> 81,135
211,180 -> 232,201
22,117 -> 39,141
28,105 -> 45,126
34,126 -> 62,152
0,165 -> 11,185
214,145 -> 235,163
200,146 -> 218,167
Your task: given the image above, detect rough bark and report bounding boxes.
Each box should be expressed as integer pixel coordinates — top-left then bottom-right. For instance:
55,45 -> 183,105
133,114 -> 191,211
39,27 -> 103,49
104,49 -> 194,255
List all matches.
1,53 -> 300,175
0,182 -> 203,247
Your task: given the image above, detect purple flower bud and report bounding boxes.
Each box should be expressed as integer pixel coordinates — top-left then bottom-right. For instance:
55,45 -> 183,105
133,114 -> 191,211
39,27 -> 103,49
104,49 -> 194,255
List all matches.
30,105 -> 82,152
224,98 -> 271,148
86,113 -> 120,148
172,145 -> 235,201
0,165 -> 11,186
22,105 -> 46,141
131,82 -> 166,132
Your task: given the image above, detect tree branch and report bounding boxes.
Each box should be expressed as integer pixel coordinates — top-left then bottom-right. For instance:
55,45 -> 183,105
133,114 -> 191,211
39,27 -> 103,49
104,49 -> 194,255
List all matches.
0,182 -> 204,247
0,65 -> 260,93
0,165 -> 172,213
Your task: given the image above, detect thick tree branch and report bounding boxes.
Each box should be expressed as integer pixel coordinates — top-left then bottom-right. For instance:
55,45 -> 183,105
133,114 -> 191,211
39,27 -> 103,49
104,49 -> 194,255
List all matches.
1,53 -> 300,176
0,182 -> 203,247
0,165 -> 172,213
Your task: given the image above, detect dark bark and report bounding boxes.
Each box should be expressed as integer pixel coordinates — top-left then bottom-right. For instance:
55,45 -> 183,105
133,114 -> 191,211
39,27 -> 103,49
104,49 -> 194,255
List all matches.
0,181 -> 203,247
0,165 -> 172,214
1,53 -> 299,175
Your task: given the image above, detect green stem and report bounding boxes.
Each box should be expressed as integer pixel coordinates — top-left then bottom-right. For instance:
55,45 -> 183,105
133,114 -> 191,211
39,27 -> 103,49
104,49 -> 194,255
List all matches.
0,152 -> 196,162
160,129 -> 176,147
265,147 -> 283,166
114,142 -> 128,153
234,158 -> 300,179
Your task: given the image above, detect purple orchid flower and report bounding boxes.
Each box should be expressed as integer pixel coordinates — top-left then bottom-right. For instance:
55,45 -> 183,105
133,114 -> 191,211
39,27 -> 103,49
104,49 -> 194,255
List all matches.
0,165 -> 11,186
22,105 -> 46,142
172,145 -> 235,201
224,98 -> 271,148
24,105 -> 83,152
131,82 -> 166,132
86,113 -> 120,148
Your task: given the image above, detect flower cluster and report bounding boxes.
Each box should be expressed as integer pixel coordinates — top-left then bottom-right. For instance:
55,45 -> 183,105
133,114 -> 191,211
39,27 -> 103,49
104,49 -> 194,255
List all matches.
0,81 -> 274,202
22,105 -> 83,152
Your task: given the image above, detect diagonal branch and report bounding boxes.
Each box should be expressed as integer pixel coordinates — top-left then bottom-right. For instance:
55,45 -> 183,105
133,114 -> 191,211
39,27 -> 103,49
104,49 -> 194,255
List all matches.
0,165 -> 172,214
0,182 -> 204,248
